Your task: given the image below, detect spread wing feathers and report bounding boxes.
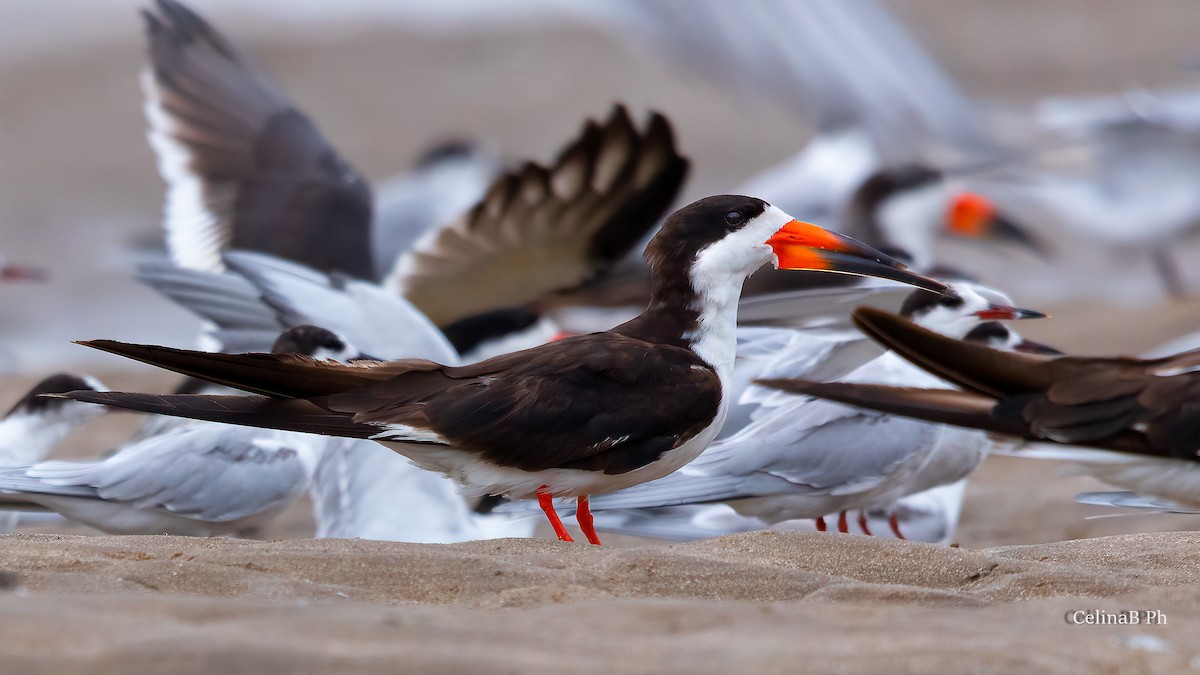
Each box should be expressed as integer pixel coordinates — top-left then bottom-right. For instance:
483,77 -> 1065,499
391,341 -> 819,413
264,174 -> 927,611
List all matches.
142,0 -> 373,278
390,104 -> 689,326
0,426 -> 317,523
74,340 -> 428,399
57,391 -> 386,441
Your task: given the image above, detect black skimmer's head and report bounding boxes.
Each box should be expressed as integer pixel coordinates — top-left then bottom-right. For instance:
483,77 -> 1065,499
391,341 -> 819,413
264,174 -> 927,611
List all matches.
644,194 -> 945,299
846,164 -> 1043,264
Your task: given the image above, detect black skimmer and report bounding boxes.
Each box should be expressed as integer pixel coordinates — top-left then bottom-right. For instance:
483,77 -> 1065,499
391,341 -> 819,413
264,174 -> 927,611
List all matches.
537,281 -> 1046,541
839,164 -> 1045,268
768,307 -> 1200,512
53,195 -> 946,545
0,327 -> 355,536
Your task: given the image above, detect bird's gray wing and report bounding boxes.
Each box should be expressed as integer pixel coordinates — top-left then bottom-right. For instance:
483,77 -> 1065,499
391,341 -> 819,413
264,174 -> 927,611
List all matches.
139,252 -> 459,362
606,0 -> 991,157
6,425 -> 321,523
223,252 -> 459,362
1074,490 -> 1200,514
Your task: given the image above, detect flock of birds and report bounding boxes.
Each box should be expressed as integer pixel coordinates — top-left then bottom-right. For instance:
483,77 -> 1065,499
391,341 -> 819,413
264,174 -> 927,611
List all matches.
3,0 -> 1200,547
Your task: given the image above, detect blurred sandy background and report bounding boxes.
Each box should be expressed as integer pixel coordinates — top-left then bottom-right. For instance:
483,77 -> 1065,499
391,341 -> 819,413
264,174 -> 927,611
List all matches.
2,1 -> 1200,671
3,0 -> 1200,372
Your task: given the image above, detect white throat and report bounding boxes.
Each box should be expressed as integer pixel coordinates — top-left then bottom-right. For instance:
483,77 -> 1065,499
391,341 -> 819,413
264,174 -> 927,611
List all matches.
683,205 -> 794,379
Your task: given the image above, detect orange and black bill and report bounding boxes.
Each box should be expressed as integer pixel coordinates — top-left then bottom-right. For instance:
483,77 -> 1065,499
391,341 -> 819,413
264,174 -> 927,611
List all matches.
947,192 -> 1047,258
766,219 -> 947,294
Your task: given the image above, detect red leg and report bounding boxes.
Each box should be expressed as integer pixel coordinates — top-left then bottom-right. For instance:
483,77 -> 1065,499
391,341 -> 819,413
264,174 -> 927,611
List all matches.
815,515 -> 827,532
537,486 -> 573,542
857,511 -> 872,536
837,510 -> 849,534
888,513 -> 906,540
576,495 -> 602,546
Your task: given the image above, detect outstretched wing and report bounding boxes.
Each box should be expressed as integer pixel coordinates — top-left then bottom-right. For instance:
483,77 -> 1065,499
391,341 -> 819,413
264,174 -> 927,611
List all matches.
142,0 -> 373,278
389,105 -> 689,326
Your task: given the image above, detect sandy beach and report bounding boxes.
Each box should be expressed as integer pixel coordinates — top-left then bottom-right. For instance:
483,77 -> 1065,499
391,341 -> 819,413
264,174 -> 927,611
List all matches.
4,1 -> 1200,671
2,531 -> 1198,672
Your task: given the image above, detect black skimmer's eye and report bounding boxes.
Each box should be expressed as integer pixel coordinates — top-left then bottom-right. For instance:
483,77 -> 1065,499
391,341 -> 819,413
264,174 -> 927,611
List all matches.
724,210 -> 744,227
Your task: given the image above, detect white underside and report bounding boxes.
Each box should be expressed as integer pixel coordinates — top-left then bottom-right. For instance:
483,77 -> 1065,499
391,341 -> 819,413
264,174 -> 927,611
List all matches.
381,413 -> 727,500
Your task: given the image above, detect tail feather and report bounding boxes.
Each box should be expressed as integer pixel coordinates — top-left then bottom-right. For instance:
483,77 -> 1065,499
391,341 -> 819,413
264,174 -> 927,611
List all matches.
757,379 -> 1155,456
76,339 -> 432,399
850,307 -> 1061,398
752,379 -> 1025,436
57,391 -> 387,441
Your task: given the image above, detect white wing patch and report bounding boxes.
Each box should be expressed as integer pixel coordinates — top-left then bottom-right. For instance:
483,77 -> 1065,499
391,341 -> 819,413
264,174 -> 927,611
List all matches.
141,69 -> 228,273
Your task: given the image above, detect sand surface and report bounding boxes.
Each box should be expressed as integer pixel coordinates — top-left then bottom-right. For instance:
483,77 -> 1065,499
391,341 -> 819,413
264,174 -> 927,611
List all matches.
4,1 -> 1200,671
1,531 -> 1198,673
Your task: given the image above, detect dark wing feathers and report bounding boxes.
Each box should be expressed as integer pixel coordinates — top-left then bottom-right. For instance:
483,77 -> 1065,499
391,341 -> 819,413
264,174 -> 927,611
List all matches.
73,333 -> 722,476
143,0 -> 373,278
754,379 -> 1027,436
329,334 -> 723,474
789,308 -> 1200,462
60,391 -> 383,441
393,104 -> 689,326
77,339 -> 431,398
